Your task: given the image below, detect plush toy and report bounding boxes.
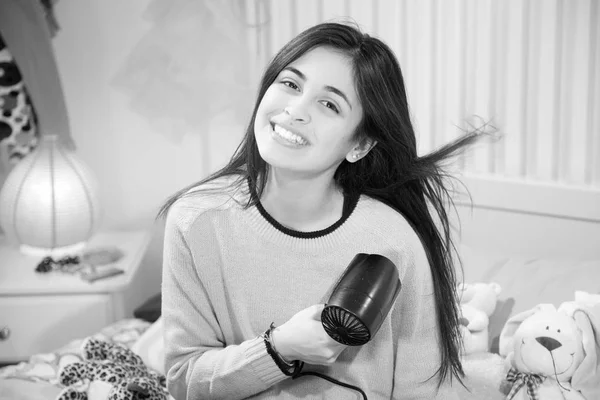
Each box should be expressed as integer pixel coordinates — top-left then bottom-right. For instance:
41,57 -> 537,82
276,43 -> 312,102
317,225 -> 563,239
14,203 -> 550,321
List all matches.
56,337 -> 168,400
458,282 -> 501,355
499,302 -> 600,400
575,290 -> 600,305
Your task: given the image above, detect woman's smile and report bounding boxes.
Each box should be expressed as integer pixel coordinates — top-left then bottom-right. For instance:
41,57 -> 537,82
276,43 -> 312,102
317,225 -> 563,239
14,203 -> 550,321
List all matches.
269,122 -> 309,148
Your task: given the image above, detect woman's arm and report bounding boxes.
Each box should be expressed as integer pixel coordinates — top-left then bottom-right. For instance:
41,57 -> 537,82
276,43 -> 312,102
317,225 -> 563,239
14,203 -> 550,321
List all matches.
162,205 -> 288,400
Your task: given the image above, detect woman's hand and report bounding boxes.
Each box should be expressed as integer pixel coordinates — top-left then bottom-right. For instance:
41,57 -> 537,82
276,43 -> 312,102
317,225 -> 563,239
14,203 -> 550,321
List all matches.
271,304 -> 347,366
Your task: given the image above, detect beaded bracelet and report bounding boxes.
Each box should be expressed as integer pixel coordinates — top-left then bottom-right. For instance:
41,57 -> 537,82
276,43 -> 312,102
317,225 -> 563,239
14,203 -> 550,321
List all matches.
262,322 -> 303,377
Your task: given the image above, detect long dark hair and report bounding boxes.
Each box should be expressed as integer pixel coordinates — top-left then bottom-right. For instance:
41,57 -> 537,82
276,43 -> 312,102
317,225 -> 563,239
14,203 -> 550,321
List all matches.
159,22 -> 480,387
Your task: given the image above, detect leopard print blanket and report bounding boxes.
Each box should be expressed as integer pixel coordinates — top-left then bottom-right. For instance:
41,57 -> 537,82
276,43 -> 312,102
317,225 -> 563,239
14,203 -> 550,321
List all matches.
56,337 -> 167,400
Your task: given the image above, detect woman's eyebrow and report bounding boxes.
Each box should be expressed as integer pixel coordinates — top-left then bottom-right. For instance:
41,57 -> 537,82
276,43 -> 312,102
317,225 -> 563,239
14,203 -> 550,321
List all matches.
283,66 -> 353,110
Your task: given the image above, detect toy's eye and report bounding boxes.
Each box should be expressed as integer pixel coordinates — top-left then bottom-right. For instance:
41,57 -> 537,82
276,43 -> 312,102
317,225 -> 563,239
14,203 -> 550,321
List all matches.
546,326 -> 549,330
557,329 -> 561,333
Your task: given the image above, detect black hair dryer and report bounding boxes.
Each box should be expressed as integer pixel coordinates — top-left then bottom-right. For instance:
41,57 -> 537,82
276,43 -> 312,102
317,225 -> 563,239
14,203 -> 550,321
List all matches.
321,253 -> 401,346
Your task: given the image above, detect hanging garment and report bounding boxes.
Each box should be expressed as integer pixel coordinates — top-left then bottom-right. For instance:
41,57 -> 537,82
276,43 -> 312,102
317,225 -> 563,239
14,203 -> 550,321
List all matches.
0,32 -> 39,165
0,0 -> 73,149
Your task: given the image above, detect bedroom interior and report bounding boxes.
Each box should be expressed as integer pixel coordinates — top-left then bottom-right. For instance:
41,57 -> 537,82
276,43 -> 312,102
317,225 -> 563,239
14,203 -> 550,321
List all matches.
0,0 -> 599,399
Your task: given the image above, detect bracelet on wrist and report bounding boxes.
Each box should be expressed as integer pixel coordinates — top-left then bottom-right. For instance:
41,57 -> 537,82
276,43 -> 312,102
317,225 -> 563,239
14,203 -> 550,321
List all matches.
263,322 -> 303,377
268,325 -> 293,364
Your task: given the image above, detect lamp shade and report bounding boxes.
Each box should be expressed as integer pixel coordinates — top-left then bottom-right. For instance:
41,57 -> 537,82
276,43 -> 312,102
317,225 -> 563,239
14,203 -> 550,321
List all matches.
0,134 -> 101,256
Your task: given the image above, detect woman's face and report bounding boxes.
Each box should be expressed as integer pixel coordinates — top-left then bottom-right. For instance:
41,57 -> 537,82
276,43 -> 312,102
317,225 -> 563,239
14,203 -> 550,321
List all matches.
254,46 -> 364,177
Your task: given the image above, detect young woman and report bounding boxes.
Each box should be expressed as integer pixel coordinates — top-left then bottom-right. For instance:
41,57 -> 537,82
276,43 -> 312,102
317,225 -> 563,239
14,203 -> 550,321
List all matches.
159,21 -> 479,399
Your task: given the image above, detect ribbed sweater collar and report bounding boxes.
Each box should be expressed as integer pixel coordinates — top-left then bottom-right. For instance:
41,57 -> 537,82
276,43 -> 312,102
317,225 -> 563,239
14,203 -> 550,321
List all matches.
240,193 -> 366,252
254,192 -> 359,239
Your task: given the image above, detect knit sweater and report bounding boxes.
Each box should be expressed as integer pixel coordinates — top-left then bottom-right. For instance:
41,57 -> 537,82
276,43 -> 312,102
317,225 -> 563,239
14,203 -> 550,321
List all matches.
162,179 -> 460,400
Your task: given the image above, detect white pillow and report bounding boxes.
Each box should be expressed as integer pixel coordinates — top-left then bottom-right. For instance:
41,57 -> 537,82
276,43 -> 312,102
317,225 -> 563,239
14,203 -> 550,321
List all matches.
131,317 -> 165,375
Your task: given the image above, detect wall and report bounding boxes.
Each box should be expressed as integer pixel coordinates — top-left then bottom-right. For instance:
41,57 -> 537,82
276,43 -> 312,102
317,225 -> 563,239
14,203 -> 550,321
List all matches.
51,0 -> 250,292
52,0 -> 246,230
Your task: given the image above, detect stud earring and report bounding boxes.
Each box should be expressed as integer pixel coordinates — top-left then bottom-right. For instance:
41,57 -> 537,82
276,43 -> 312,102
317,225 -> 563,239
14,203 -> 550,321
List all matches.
352,154 -> 359,160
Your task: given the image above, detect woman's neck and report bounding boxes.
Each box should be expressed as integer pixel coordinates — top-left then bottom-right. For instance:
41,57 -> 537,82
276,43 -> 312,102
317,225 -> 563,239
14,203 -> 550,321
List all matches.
260,171 -> 345,232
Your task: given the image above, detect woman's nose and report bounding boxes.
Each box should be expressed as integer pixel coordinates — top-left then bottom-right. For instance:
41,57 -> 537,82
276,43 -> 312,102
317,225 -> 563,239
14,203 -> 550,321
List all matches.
284,104 -> 311,123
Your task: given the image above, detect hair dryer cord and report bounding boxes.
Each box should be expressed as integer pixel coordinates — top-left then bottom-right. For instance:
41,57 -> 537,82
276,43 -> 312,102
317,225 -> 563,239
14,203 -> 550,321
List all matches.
292,362 -> 368,400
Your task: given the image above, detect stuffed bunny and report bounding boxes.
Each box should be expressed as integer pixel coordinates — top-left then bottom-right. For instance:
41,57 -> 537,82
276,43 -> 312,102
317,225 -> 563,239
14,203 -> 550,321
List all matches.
498,302 -> 600,400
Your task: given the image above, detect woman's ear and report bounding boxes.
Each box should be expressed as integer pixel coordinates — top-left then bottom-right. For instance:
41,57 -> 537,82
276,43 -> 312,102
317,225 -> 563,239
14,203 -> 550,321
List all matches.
345,138 -> 378,163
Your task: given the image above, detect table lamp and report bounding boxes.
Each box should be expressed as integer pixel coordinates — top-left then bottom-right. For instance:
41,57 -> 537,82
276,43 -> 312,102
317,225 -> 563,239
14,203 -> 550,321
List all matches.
0,134 -> 101,257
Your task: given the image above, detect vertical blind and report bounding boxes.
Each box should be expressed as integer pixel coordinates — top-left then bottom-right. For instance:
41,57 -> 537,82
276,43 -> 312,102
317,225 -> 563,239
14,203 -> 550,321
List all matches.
244,0 -> 600,187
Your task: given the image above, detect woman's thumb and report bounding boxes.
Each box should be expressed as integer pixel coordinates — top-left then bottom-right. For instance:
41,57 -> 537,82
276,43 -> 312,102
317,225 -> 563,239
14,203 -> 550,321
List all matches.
306,303 -> 326,320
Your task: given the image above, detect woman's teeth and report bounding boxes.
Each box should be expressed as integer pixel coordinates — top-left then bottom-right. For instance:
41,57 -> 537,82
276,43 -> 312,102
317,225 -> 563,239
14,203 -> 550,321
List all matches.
273,124 -> 307,145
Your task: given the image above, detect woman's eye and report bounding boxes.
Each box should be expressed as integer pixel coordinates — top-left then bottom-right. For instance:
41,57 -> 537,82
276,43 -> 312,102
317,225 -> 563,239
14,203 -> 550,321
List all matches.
321,101 -> 339,114
282,81 -> 299,91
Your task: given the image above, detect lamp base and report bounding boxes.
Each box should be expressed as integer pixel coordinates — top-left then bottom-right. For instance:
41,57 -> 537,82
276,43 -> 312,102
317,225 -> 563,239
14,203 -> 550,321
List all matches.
20,242 -> 86,258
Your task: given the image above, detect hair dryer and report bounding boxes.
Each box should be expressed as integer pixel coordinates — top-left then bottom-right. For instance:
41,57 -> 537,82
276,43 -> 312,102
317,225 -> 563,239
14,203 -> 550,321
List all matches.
321,253 -> 401,346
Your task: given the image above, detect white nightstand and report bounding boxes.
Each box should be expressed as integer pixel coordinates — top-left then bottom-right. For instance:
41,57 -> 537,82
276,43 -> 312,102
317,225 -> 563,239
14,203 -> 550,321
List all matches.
0,230 -> 153,363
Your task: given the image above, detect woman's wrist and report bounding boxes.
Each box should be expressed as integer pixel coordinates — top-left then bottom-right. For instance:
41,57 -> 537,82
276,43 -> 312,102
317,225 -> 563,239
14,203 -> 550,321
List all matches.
270,327 -> 292,364
262,322 -> 300,376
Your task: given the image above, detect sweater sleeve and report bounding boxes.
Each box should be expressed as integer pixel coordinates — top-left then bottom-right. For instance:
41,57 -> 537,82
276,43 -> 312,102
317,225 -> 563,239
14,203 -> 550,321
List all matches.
162,204 -> 288,400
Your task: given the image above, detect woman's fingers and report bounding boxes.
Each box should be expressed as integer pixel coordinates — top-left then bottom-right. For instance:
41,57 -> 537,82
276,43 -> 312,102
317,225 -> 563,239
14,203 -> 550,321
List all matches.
271,304 -> 347,366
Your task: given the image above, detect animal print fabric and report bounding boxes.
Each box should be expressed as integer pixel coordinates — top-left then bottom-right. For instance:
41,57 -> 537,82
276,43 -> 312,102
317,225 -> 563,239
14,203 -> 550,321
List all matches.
57,337 -> 167,400
0,31 -> 38,165
0,319 -> 151,385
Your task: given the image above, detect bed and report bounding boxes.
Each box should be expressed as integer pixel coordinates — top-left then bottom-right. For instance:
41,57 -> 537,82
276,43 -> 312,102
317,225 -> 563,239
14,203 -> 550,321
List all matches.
0,319 -> 153,399
1,175 -> 599,399
452,174 -> 600,399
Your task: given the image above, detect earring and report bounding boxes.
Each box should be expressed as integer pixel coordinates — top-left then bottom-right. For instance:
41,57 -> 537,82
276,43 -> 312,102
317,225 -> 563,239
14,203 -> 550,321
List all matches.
352,153 -> 359,160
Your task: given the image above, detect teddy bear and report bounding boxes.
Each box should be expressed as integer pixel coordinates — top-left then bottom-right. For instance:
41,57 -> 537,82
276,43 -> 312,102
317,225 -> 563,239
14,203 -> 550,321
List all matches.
458,282 -> 501,355
56,337 -> 168,400
498,302 -> 600,400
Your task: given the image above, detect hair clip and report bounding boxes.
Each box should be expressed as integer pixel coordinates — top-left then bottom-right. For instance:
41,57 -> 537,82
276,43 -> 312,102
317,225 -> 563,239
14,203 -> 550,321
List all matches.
35,255 -> 81,273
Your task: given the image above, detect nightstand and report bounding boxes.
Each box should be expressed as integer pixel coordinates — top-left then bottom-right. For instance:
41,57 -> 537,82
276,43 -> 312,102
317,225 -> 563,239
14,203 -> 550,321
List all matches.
0,230 -> 153,363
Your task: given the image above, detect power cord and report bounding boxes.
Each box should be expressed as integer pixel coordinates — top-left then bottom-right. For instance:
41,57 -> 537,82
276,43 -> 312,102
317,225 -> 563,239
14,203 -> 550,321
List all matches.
263,323 -> 368,400
292,367 -> 367,400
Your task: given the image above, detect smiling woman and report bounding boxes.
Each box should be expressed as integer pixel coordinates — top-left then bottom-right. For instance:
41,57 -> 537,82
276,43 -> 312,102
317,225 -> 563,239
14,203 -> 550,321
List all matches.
254,47 -> 368,182
157,21 -> 483,400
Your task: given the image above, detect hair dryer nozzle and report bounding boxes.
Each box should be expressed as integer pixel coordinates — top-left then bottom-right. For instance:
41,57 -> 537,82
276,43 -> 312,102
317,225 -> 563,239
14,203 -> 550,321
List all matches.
322,253 -> 401,346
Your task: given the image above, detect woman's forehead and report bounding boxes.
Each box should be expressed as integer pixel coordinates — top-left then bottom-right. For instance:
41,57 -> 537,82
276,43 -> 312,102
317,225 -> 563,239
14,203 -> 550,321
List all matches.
285,47 -> 359,104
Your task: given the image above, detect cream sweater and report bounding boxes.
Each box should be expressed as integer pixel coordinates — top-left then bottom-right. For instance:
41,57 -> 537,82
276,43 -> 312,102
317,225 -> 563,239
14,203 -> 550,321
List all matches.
162,180 -> 459,399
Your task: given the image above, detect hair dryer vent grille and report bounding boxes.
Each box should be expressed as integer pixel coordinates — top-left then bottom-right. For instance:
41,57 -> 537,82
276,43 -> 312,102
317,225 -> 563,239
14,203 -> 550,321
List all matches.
321,305 -> 371,346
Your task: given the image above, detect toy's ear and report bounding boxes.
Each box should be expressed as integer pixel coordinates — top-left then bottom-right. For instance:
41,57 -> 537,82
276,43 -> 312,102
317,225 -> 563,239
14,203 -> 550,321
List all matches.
575,290 -> 600,305
489,282 -> 501,296
458,282 -> 474,303
498,304 -> 555,357
568,303 -> 600,399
